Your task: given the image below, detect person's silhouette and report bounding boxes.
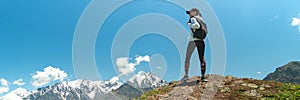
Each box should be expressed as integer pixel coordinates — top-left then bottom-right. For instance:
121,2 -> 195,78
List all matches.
182,8 -> 208,82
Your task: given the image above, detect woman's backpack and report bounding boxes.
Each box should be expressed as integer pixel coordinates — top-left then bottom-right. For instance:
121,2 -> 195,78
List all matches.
193,18 -> 208,39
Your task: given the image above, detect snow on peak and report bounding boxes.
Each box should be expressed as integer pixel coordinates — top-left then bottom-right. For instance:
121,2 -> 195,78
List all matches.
28,77 -> 123,100
0,88 -> 30,100
62,78 -> 123,93
110,76 -> 120,83
128,71 -> 167,88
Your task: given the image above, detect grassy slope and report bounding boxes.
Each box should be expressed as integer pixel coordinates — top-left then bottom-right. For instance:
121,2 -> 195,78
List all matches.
139,76 -> 300,100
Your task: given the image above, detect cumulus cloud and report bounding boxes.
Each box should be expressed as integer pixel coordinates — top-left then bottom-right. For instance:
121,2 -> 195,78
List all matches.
12,79 -> 25,86
0,78 -> 9,95
116,57 -> 136,76
135,55 -> 150,65
291,16 -> 300,32
116,55 -> 150,76
31,66 -> 68,87
291,17 -> 300,26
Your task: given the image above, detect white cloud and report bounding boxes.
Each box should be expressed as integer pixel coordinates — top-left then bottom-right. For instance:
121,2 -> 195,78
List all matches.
31,66 -> 68,87
116,55 -> 150,76
257,72 -> 261,75
116,57 -> 136,76
12,79 -> 25,86
291,16 -> 300,32
135,55 -> 150,65
0,78 -> 9,95
291,17 -> 300,26
0,79 -> 8,86
156,67 -> 162,69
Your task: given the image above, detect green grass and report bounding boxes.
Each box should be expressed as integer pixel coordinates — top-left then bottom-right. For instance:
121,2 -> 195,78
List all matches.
138,85 -> 171,100
259,83 -> 300,99
273,83 -> 300,99
231,83 -> 300,99
139,80 -> 300,99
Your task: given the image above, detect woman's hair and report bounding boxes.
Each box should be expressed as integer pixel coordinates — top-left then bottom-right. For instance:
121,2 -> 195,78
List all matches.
190,8 -> 202,17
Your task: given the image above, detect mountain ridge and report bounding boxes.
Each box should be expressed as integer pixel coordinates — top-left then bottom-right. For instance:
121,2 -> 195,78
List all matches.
3,61 -> 300,100
264,61 -> 300,84
0,71 -> 167,100
27,78 -> 123,100
0,88 -> 31,100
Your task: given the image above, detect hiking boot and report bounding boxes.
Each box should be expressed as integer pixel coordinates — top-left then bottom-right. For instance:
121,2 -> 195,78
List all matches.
201,76 -> 208,82
181,75 -> 189,81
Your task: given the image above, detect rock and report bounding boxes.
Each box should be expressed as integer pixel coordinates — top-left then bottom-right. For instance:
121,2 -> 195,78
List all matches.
241,83 -> 258,88
230,84 -> 236,87
141,75 -> 289,100
259,87 -> 265,91
234,80 -> 244,84
263,61 -> 300,84
241,83 -> 247,86
262,84 -> 271,88
248,83 -> 258,88
220,87 -> 230,93
160,85 -> 194,100
188,95 -> 196,100
224,75 -> 233,81
244,90 -> 261,97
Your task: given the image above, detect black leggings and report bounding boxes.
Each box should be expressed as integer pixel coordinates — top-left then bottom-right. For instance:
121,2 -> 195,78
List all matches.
184,40 -> 206,76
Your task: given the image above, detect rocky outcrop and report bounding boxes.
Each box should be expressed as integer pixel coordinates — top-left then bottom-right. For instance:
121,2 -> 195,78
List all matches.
141,75 -> 300,100
264,61 -> 300,84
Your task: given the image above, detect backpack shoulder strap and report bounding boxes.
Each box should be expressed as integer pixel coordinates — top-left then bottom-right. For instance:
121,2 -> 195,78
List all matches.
195,18 -> 208,33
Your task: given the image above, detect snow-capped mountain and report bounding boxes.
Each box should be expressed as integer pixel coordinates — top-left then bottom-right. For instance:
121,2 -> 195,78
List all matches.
0,72 -> 167,100
128,71 -> 167,89
0,88 -> 31,100
111,71 -> 167,100
27,78 -> 122,100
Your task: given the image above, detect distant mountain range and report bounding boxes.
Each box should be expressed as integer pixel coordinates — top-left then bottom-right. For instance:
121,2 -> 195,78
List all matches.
264,61 -> 300,84
3,61 -> 299,99
0,71 -> 167,100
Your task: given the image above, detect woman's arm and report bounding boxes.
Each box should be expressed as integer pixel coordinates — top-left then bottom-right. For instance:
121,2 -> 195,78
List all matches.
187,17 -> 201,29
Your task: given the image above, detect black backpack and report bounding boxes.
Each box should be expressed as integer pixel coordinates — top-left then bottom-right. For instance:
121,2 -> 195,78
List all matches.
192,18 -> 208,39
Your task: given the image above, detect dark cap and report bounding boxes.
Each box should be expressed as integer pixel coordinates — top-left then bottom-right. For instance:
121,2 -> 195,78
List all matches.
186,8 -> 200,16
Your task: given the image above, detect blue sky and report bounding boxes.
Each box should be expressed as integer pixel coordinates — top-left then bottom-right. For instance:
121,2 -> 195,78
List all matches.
1,0 -> 300,96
